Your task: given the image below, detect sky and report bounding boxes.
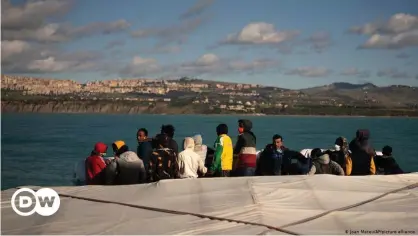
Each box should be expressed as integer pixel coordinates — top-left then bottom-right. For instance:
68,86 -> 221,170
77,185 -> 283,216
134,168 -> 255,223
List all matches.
1,0 -> 418,89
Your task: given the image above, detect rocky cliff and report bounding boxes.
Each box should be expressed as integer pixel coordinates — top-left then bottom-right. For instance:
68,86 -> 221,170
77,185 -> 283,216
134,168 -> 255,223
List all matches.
1,101 -> 187,114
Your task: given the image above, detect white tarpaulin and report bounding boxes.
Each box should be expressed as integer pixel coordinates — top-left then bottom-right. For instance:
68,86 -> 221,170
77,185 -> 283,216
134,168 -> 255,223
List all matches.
2,173 -> 418,235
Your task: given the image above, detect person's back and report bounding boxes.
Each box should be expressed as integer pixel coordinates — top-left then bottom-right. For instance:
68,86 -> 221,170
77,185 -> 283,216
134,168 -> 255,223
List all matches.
178,137 -> 207,178
210,124 -> 233,177
282,150 -> 310,175
349,129 -> 376,175
308,153 -> 344,176
149,134 -> 178,182
193,134 -> 208,164
374,145 -> 404,175
104,142 -> 146,185
161,124 -> 179,155
85,142 -> 107,185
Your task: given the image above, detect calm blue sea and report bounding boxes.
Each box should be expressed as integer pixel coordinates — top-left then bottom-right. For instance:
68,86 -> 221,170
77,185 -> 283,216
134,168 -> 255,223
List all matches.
2,113 -> 418,190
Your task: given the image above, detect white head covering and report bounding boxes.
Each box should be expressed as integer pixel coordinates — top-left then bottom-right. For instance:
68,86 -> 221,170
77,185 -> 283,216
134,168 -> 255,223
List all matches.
183,137 -> 195,150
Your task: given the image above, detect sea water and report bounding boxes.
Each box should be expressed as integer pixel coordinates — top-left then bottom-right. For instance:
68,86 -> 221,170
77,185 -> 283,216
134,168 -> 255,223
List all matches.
2,113 -> 418,190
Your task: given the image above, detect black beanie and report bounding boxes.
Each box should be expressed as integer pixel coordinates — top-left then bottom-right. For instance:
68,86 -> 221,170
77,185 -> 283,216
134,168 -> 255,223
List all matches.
382,145 -> 392,156
335,137 -> 344,146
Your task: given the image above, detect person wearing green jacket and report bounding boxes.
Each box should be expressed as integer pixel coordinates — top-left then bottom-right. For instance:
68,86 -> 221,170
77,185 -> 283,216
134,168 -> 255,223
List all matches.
209,124 -> 233,177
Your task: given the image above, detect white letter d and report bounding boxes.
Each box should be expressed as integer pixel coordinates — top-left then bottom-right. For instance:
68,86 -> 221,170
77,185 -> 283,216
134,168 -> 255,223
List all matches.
19,196 -> 32,208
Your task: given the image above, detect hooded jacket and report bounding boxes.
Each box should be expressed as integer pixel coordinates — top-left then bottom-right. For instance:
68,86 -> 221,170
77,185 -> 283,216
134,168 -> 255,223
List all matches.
104,143 -> 146,185
308,154 -> 345,176
234,119 -> 257,169
85,142 -> 108,185
193,134 -> 208,164
177,137 -> 207,178
349,129 -> 376,175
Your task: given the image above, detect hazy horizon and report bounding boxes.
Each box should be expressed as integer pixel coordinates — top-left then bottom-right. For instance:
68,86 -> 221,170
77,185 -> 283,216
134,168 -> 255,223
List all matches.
2,0 -> 418,89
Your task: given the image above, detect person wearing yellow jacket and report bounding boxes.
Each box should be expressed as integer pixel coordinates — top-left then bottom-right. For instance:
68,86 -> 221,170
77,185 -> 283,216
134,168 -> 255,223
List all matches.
209,124 -> 233,177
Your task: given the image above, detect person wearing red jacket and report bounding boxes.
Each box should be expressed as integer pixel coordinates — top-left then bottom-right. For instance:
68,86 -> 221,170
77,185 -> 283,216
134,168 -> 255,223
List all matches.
85,142 -> 107,185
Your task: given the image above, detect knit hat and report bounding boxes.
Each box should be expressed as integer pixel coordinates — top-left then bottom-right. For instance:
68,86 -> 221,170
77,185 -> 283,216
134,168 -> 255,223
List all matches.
94,142 -> 108,154
113,140 -> 125,150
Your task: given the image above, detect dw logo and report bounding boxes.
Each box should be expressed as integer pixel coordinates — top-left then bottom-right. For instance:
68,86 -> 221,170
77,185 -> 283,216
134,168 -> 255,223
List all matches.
11,188 -> 61,216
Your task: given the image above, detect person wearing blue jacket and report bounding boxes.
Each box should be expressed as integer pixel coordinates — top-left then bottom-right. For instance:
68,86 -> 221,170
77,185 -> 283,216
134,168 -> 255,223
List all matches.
136,128 -> 152,172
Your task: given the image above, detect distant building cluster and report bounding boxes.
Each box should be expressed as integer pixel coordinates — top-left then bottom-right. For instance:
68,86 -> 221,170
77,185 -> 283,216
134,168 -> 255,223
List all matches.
1,75 -> 262,96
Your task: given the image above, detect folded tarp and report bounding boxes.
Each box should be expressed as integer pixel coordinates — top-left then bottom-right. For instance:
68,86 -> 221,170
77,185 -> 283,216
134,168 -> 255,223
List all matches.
2,173 -> 418,235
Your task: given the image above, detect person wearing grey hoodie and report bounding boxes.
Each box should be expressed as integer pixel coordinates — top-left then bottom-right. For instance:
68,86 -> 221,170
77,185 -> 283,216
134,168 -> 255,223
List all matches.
193,134 -> 207,164
308,152 -> 344,176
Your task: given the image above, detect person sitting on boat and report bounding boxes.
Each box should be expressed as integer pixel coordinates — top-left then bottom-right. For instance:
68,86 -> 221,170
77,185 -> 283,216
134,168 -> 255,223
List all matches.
85,142 -> 108,185
137,128 -> 152,172
282,149 -> 311,175
193,134 -> 208,164
374,145 -> 404,175
308,151 -> 345,176
148,134 -> 178,182
177,137 -> 207,179
103,140 -> 147,185
256,134 -> 287,176
161,124 -> 179,156
349,129 -> 376,175
208,124 -> 233,177
233,119 -> 257,176
325,137 -> 352,176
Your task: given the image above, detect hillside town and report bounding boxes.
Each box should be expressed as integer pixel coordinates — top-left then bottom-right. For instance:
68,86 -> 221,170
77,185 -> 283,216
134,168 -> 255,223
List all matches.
2,75 -> 417,115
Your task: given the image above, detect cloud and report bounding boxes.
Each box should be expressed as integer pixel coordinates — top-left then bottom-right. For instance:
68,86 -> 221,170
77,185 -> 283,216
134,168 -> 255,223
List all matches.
1,0 -> 73,30
1,40 -> 31,59
131,17 -> 207,46
349,13 -> 418,49
117,53 -> 280,78
180,0 -> 214,20
285,67 -> 332,77
2,44 -> 104,73
340,68 -> 371,78
119,56 -> 161,77
105,39 -> 126,49
220,22 -> 300,45
3,20 -> 130,43
377,68 -> 415,79
306,31 -> 332,52
396,52 -> 410,59
144,45 -> 182,54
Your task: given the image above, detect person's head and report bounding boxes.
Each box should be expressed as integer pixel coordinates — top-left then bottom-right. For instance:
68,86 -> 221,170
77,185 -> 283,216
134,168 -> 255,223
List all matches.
112,140 -> 128,156
382,145 -> 392,156
161,124 -> 175,138
92,142 -> 108,157
216,124 -> 228,136
154,133 -> 169,148
311,148 -> 323,159
272,134 -> 283,148
238,119 -> 253,133
137,128 -> 148,142
193,134 -> 203,146
183,137 -> 195,150
356,129 -> 370,141
334,137 -> 348,151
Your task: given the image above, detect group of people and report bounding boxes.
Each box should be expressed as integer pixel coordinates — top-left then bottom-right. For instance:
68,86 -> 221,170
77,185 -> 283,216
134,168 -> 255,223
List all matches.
84,119 -> 404,185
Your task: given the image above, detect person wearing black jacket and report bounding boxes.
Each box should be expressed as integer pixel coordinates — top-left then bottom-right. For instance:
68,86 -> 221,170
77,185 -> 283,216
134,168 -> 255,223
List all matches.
349,129 -> 376,175
256,134 -> 287,176
374,145 -> 404,175
161,124 -> 179,156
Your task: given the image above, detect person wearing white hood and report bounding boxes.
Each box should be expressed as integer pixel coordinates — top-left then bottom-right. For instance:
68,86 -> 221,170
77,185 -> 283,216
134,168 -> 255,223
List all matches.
193,134 -> 208,164
178,137 -> 207,178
